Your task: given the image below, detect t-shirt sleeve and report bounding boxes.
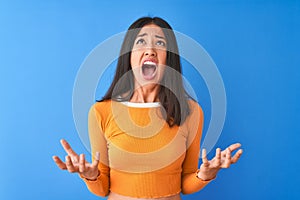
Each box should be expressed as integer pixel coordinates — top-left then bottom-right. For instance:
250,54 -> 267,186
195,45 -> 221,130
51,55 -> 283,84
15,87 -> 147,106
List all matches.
79,104 -> 110,197
181,101 -> 212,194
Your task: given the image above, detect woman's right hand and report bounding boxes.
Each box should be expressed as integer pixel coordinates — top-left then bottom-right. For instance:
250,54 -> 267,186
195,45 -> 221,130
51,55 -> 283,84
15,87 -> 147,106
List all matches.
52,139 -> 100,180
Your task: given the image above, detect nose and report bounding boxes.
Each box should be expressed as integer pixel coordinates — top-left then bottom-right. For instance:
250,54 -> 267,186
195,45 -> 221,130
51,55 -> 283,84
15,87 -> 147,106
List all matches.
144,46 -> 157,57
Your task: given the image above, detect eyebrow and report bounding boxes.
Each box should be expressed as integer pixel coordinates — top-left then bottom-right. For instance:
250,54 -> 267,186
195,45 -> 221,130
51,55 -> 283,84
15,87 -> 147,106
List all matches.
137,33 -> 166,40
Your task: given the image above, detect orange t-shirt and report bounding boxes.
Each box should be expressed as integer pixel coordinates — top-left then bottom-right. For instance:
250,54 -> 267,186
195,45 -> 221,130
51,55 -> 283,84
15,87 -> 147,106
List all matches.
80,99 -> 211,198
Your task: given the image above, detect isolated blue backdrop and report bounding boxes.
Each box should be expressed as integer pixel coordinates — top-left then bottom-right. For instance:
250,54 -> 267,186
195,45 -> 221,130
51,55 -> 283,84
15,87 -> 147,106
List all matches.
0,0 -> 299,200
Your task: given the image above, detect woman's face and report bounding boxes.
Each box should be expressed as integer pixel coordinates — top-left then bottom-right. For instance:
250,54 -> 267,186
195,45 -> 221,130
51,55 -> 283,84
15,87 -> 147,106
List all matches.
130,24 -> 167,86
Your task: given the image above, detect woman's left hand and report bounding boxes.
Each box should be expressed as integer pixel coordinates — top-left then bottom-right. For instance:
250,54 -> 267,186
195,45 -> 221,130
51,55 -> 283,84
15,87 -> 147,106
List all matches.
197,143 -> 243,181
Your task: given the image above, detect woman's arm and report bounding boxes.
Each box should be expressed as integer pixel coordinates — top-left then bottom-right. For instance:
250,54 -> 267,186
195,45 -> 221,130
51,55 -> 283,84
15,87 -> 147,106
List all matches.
79,104 -> 110,197
181,102 -> 211,194
181,101 -> 243,194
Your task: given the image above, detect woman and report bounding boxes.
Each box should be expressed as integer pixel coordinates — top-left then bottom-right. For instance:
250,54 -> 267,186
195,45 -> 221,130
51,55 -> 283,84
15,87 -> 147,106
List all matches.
53,17 -> 243,200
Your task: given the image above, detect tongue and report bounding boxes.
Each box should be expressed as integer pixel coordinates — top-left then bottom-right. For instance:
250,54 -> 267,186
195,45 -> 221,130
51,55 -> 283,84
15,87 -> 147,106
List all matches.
142,64 -> 156,78
144,67 -> 155,76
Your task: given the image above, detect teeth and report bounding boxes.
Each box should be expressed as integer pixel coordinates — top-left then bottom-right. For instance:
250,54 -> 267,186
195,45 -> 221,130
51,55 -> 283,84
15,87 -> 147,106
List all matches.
143,61 -> 157,66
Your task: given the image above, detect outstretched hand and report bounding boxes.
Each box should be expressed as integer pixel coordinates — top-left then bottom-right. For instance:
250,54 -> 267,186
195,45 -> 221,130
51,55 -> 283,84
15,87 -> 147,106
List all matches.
52,139 -> 100,180
197,143 -> 243,181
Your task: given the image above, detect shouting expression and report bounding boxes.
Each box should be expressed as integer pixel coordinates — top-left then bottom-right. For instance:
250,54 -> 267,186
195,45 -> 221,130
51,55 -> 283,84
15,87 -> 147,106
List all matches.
130,24 -> 167,87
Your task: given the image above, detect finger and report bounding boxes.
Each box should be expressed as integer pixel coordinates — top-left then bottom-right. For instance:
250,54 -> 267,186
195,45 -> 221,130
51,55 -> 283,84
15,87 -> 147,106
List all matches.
201,149 -> 209,167
60,139 -> 79,158
231,149 -> 243,163
223,148 -> 231,168
79,154 -> 86,173
52,156 -> 67,170
213,148 -> 221,168
91,152 -> 100,168
65,155 -> 77,173
227,143 -> 242,152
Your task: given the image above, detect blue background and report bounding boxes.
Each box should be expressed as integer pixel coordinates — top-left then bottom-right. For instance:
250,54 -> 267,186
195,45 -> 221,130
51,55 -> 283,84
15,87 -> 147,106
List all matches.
0,0 -> 299,199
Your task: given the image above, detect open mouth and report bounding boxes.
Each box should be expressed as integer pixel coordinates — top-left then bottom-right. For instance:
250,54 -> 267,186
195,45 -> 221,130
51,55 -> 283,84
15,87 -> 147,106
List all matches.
142,61 -> 157,80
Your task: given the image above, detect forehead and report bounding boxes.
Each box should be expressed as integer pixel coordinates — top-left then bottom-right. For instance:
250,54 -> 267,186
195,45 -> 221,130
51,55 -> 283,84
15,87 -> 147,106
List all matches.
138,24 -> 165,37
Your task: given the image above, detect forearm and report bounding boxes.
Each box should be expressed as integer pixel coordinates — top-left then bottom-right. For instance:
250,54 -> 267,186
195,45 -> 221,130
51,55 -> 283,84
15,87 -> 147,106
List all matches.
80,172 -> 110,197
181,171 -> 212,194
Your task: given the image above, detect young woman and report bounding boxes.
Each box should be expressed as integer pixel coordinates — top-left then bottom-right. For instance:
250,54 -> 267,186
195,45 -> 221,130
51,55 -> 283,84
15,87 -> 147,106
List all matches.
53,17 -> 243,200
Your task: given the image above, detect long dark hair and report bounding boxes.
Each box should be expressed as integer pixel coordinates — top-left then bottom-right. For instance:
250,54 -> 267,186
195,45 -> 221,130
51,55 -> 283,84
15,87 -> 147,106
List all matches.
100,17 -> 190,127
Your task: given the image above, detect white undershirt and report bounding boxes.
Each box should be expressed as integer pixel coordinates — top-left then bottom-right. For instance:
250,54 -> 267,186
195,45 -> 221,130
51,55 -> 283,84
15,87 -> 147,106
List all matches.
120,101 -> 161,108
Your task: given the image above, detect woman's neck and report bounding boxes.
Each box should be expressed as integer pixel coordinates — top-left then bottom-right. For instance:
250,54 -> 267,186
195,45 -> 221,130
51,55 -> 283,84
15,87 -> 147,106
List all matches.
130,84 -> 160,103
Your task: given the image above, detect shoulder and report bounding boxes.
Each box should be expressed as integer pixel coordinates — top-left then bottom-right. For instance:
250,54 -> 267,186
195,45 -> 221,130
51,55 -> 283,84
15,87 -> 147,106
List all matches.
187,99 -> 203,115
92,100 -> 113,111
184,99 -> 204,125
89,100 -> 113,119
